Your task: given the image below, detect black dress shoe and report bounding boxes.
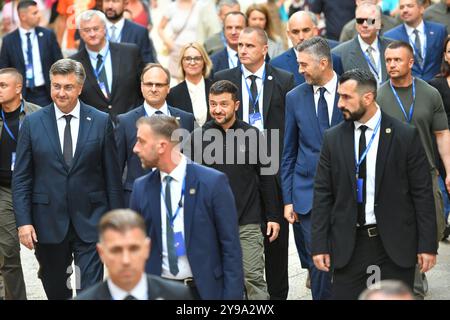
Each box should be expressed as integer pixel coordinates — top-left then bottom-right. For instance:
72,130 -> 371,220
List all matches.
442,225 -> 450,241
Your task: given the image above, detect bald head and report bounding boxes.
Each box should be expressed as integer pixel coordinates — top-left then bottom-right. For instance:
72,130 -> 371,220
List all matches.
287,11 -> 319,47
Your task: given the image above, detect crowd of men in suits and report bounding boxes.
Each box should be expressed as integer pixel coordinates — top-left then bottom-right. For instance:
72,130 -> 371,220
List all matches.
0,0 -> 449,301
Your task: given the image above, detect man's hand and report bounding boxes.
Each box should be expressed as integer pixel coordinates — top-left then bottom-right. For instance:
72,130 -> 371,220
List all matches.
417,253 -> 436,273
266,222 -> 280,242
313,254 -> 331,272
284,204 -> 296,224
18,225 -> 37,250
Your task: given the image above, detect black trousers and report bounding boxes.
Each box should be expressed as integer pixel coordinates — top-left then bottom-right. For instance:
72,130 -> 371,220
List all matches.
34,223 -> 103,300
331,226 -> 415,300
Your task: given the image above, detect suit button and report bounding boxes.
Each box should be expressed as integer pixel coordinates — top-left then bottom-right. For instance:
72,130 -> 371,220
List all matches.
374,203 -> 378,207
108,105 -> 112,110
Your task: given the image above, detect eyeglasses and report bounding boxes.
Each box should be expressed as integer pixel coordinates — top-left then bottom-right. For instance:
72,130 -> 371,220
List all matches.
142,82 -> 169,89
182,56 -> 203,64
356,18 -> 376,26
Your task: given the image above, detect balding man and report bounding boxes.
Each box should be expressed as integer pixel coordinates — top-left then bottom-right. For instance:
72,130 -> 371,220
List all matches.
270,11 -> 343,86
0,68 -> 40,300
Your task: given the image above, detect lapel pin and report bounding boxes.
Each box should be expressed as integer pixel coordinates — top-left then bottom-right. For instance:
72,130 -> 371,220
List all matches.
386,128 -> 391,134
430,31 -> 434,35
86,116 -> 92,121
189,188 -> 196,195
38,32 -> 43,37
176,116 -> 180,120
268,75 -> 273,80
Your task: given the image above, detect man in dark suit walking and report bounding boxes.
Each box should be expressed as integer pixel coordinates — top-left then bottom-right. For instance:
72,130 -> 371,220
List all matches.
76,209 -> 194,300
214,27 -> 295,300
0,0 -> 63,106
116,63 -> 195,205
312,69 -> 437,300
71,10 -> 144,123
130,115 -> 244,300
12,59 -> 124,300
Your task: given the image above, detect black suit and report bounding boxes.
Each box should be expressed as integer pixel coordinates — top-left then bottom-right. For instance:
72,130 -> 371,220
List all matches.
70,42 -> 144,122
75,274 -> 194,300
214,64 -> 295,300
312,112 -> 437,299
166,78 -> 213,125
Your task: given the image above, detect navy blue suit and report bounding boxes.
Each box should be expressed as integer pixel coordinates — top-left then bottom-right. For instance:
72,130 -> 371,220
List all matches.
0,26 -> 63,105
270,48 -> 344,86
130,162 -> 244,300
211,48 -> 236,75
12,102 -> 124,299
281,81 -> 343,300
115,105 -> 195,205
384,21 -> 448,81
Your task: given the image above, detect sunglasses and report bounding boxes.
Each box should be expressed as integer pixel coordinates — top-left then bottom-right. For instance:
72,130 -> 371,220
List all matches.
356,18 -> 376,26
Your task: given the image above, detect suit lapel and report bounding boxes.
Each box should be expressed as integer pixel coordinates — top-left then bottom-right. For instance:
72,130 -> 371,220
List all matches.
181,81 -> 193,113
374,114 -> 394,200
342,121 -> 357,199
304,85 -> 323,142
109,43 -> 120,97
233,68 -> 243,120
69,103 -> 93,173
183,162 -> 198,249
379,38 -> 389,81
262,64 -> 274,122
351,37 -> 371,72
148,171 -> 163,254
330,81 -> 342,126
36,28 -> 45,70
121,20 -> 131,42
13,31 -> 25,68
40,106 -> 67,170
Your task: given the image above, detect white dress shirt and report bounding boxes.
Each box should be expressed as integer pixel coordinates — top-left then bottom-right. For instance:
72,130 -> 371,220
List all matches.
241,63 -> 265,131
86,42 -> 113,93
107,273 -> 148,300
160,155 -> 193,280
186,78 -> 207,126
312,72 -> 338,125
19,27 -> 45,87
54,101 -> 80,157
106,18 -> 125,42
353,106 -> 382,226
404,20 -> 426,62
226,46 -> 239,69
357,35 -> 383,84
143,101 -> 170,117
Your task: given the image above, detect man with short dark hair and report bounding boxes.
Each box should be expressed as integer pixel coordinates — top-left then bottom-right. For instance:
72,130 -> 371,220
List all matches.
0,0 -> 63,106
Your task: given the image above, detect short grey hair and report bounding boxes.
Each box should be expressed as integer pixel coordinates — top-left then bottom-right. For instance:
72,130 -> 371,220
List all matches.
50,59 -> 86,85
76,10 -> 108,29
296,36 -> 332,63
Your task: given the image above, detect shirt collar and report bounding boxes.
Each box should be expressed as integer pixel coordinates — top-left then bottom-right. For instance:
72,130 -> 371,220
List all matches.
404,20 -> 425,36
54,100 -> 81,120
354,104 -> 381,131
313,71 -> 338,95
19,27 -> 36,38
226,46 -> 238,58
357,34 -> 379,52
143,101 -> 169,116
185,77 -> 205,91
106,18 -> 125,35
160,154 -> 187,183
107,273 -> 148,300
86,41 -> 110,59
241,63 -> 266,80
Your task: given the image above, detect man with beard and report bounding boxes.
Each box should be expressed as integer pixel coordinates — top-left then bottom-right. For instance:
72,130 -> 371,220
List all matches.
311,69 -> 437,300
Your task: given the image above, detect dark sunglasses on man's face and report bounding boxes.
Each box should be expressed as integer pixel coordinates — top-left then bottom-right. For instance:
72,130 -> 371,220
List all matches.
356,18 -> 376,26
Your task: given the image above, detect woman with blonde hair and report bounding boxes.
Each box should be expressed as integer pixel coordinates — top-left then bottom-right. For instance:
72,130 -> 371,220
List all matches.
245,3 -> 285,59
166,42 -> 213,127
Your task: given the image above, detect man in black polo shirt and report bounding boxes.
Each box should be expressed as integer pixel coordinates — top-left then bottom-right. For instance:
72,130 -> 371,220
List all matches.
0,68 -> 40,300
185,80 -> 279,300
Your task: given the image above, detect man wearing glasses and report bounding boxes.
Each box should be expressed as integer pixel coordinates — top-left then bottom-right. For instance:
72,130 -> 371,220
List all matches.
115,63 -> 195,205
71,10 -> 144,123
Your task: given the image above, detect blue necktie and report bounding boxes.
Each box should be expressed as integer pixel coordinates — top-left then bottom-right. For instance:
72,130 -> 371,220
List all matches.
25,32 -> 34,88
413,29 -> 423,66
164,176 -> 179,276
317,87 -> 329,134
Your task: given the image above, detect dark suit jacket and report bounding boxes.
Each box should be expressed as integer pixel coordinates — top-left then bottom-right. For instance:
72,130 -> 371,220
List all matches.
270,47 -> 344,86
312,112 -> 437,269
12,102 -> 124,243
332,36 -> 392,83
130,162 -> 244,300
75,274 -> 194,300
211,48 -> 271,76
115,104 -> 195,204
0,26 -> 63,98
281,81 -> 343,215
70,42 -> 144,121
384,21 -> 448,81
166,78 -> 213,124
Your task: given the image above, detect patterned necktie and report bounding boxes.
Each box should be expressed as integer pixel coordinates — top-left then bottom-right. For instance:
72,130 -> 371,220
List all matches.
164,176 -> 179,276
96,54 -> 110,97
366,46 -> 377,69
413,29 -> 423,66
25,32 -> 34,88
63,115 -> 73,166
357,125 -> 368,226
317,87 -> 330,134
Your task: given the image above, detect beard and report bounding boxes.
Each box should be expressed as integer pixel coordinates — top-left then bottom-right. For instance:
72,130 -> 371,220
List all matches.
341,106 -> 366,122
105,9 -> 123,21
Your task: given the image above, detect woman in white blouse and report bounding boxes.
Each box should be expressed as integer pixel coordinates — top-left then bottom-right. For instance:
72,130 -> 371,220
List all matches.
166,42 -> 213,127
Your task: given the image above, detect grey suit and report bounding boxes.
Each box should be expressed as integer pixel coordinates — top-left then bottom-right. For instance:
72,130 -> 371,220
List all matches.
424,1 -> 450,34
332,36 -> 392,83
339,15 -> 400,42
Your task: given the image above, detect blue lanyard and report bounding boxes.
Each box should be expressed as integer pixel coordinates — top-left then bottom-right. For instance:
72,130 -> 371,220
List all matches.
93,47 -> 110,82
1,102 -> 24,142
242,66 -> 266,114
355,116 -> 382,178
160,175 -> 186,227
362,41 -> 381,80
389,79 -> 415,123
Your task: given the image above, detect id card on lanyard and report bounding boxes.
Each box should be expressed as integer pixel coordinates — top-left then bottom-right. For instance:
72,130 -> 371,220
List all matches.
242,66 -> 266,132
355,116 -> 381,203
1,103 -> 24,171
